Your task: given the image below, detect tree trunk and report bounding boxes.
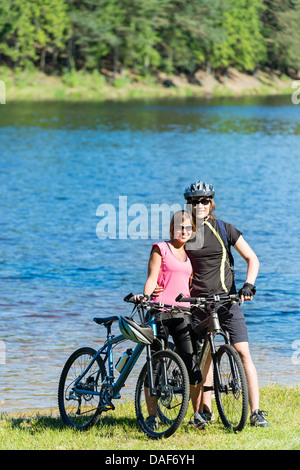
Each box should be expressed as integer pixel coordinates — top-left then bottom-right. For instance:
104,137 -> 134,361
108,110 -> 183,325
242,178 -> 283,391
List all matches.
40,48 -> 46,72
67,35 -> 73,72
113,44 -> 119,78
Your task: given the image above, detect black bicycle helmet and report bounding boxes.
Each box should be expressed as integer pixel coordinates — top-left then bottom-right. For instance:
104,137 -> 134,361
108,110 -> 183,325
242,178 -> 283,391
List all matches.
119,316 -> 154,345
184,180 -> 215,201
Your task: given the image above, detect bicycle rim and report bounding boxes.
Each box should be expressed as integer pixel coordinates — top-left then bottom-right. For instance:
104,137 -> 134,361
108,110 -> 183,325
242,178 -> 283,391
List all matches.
135,350 -> 190,439
58,347 -> 106,430
214,344 -> 248,432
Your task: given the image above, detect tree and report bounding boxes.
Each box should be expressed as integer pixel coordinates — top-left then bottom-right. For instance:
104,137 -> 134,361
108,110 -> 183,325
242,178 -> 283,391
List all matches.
211,0 -> 267,72
156,0 -> 227,74
0,0 -> 70,70
262,0 -> 300,72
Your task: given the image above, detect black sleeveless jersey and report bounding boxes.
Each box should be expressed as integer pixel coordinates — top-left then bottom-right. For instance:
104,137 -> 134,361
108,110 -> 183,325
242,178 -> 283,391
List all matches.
185,218 -> 242,297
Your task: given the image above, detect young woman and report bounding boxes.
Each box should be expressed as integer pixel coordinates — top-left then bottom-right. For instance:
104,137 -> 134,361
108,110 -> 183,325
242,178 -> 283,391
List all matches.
136,210 -> 205,430
183,180 -> 270,427
154,181 -> 269,427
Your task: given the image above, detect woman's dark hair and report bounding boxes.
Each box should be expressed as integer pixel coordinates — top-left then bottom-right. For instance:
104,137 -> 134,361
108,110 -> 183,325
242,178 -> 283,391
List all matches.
169,210 -> 195,239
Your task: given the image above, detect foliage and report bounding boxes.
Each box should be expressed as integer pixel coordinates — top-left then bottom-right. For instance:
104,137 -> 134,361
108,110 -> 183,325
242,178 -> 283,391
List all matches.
211,0 -> 267,71
0,0 -> 299,76
0,0 -> 70,69
262,0 -> 300,71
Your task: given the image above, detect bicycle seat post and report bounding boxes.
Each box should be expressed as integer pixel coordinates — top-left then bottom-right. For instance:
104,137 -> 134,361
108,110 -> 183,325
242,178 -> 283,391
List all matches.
106,323 -> 112,338
211,310 -> 222,334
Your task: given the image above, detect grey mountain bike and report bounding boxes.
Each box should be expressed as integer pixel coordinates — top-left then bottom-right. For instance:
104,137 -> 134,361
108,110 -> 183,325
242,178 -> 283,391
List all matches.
57,293 -> 190,439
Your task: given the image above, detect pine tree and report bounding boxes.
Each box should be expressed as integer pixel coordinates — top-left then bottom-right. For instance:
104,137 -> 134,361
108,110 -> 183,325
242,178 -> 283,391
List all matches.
0,0 -> 70,70
262,0 -> 300,72
211,0 -> 267,71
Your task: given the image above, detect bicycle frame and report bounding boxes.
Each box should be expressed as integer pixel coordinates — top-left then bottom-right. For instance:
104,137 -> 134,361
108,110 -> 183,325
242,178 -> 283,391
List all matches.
72,315 -> 159,401
195,304 -> 236,393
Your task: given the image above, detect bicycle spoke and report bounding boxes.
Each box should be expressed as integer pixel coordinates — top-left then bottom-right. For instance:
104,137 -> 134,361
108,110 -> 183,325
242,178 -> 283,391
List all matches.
58,347 -> 106,430
135,350 -> 189,439
214,345 -> 248,432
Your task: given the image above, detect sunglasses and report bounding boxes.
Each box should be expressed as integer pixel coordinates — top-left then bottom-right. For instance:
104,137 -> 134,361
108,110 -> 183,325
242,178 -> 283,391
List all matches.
191,198 -> 211,206
175,224 -> 193,232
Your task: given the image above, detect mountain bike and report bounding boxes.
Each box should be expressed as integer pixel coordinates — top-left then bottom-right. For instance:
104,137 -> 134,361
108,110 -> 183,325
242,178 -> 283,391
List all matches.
57,293 -> 190,439
176,292 -> 249,432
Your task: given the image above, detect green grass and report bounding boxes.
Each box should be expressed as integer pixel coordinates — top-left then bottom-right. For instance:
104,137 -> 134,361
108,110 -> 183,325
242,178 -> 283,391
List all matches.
1,384 -> 299,450
0,66 -> 294,102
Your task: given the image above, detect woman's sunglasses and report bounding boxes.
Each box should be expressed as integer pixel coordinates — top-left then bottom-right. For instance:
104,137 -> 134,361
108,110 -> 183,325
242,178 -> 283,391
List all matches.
175,225 -> 193,232
191,198 -> 211,206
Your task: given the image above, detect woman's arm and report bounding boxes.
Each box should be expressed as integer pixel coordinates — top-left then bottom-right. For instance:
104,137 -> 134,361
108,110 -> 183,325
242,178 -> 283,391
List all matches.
143,246 -> 162,298
234,235 -> 259,302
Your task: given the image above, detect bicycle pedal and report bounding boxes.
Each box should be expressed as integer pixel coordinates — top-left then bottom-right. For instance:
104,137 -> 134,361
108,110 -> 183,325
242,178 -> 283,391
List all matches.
105,404 -> 115,411
103,393 -> 115,410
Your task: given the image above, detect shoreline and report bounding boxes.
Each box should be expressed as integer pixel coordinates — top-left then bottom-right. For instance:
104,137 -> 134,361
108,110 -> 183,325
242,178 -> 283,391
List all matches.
1,67 -> 294,102
2,383 -> 299,418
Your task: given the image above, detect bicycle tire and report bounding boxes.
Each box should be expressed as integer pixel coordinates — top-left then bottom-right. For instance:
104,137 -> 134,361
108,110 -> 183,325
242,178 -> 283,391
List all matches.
58,347 -> 106,430
135,349 -> 190,439
213,344 -> 248,432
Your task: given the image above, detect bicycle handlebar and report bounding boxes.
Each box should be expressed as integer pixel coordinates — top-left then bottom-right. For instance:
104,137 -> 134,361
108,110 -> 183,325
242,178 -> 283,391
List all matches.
123,293 -> 191,313
175,292 -> 240,306
124,292 -> 239,314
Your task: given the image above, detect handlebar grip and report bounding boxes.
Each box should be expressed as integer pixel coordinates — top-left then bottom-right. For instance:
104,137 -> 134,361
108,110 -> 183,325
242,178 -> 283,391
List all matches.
123,293 -> 135,302
175,293 -> 190,302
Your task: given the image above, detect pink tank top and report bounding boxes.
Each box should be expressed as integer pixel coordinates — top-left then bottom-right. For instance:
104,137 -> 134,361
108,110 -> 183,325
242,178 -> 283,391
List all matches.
150,241 -> 192,306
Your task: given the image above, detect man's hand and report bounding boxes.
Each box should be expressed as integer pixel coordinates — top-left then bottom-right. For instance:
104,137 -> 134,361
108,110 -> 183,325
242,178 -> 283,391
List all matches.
151,284 -> 164,298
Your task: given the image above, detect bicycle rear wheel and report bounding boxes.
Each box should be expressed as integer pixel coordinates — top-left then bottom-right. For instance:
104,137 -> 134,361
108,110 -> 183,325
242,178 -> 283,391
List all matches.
135,349 -> 190,439
58,347 -> 106,430
214,344 -> 248,432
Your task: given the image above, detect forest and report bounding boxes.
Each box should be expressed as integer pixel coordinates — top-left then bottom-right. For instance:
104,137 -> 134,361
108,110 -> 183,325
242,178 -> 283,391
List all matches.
0,0 -> 299,81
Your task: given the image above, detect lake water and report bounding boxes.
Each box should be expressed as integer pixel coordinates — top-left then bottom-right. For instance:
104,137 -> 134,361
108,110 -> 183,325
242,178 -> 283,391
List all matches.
0,96 -> 299,413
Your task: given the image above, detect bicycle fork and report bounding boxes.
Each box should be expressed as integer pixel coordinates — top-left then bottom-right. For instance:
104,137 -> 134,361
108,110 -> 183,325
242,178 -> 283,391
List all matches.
146,340 -> 169,398
199,331 -> 229,394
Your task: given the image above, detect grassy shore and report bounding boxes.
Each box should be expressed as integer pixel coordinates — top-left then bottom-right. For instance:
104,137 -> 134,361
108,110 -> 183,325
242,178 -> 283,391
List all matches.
1,384 -> 299,450
0,66 -> 294,102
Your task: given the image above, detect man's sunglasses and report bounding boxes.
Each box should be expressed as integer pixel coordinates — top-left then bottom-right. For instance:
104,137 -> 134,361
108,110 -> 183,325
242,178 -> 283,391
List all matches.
191,198 -> 211,206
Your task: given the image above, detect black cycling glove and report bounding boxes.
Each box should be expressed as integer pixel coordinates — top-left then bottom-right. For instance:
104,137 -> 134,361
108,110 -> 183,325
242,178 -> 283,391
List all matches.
238,282 -> 256,298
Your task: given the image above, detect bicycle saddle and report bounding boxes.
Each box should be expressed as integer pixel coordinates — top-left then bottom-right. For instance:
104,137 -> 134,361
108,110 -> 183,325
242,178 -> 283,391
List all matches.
93,316 -> 119,327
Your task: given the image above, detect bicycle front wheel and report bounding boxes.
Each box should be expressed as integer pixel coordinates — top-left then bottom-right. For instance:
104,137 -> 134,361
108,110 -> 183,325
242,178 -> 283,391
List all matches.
135,349 -> 190,439
58,347 -> 106,430
214,344 -> 248,432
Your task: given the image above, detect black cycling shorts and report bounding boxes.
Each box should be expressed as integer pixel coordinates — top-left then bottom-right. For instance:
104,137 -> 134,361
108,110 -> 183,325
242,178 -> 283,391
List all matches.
151,310 -> 202,385
192,301 -> 249,345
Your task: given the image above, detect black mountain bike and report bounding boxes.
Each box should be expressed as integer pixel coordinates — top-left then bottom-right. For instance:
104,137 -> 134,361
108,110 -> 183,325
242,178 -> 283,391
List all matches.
176,293 -> 249,432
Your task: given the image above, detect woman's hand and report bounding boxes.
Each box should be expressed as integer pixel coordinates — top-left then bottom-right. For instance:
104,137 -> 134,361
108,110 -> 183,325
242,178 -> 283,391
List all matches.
133,294 -> 149,302
238,283 -> 256,303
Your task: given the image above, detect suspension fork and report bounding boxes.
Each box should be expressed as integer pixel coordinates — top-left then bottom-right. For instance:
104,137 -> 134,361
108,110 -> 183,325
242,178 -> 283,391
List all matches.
146,338 -> 168,397
208,332 -> 227,392
146,344 -> 157,396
